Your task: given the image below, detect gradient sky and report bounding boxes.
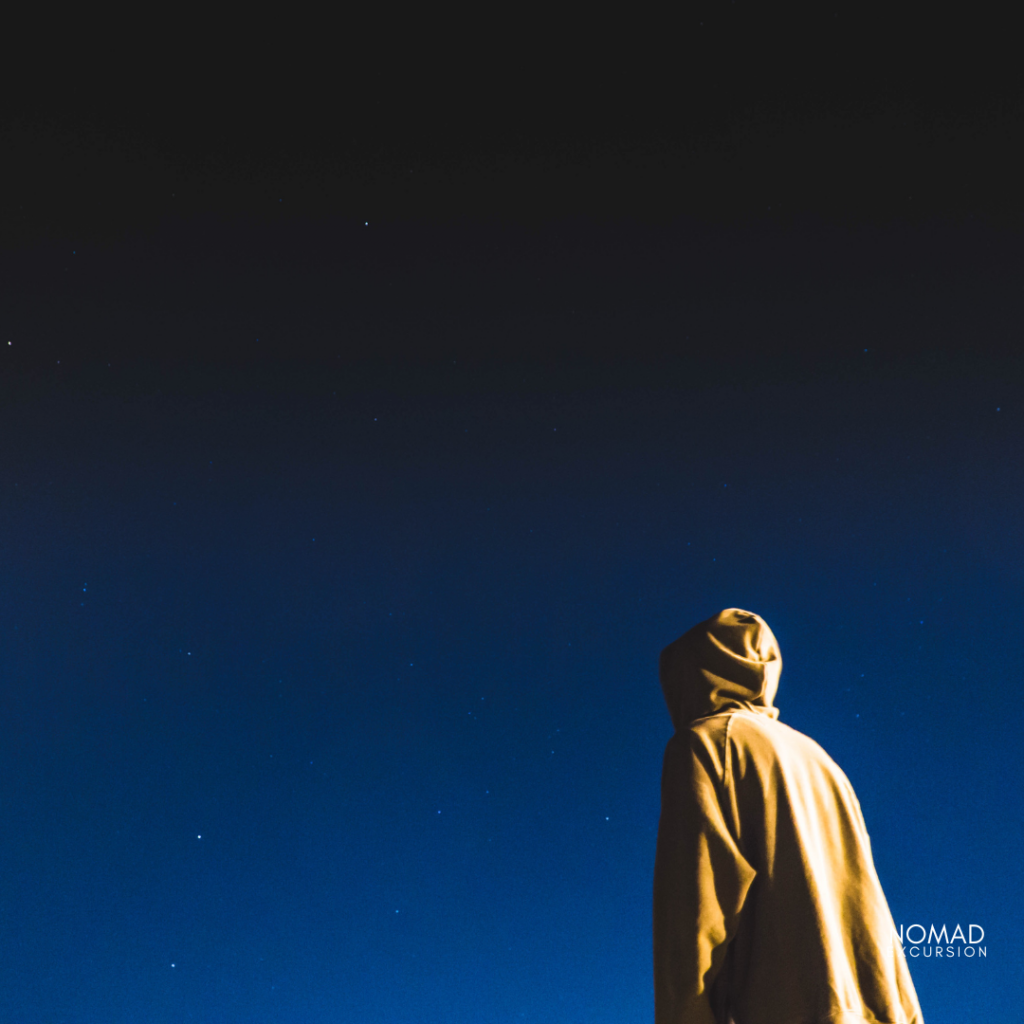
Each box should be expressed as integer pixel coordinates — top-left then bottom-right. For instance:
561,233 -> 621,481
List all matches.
3,9 -> 1024,1020
2,214 -> 1022,1023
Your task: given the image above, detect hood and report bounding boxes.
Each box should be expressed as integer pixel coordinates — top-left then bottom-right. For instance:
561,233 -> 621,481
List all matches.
659,608 -> 782,729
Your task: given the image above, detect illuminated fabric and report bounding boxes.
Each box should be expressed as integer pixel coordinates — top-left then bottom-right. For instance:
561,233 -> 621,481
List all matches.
654,609 -> 922,1024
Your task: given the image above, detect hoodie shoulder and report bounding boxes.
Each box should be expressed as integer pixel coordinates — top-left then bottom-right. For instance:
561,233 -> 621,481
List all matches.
668,712 -> 736,787
707,710 -> 858,798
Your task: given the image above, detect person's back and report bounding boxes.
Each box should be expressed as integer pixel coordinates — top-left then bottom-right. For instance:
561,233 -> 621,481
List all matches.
654,608 -> 922,1024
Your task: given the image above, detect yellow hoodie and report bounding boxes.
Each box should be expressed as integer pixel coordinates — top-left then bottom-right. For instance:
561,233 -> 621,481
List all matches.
654,609 -> 922,1024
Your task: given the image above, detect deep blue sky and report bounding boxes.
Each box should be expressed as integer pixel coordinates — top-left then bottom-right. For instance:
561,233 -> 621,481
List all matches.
2,214 -> 1023,1022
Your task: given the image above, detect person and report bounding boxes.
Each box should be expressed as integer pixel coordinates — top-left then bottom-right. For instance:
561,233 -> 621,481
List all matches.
654,608 -> 922,1024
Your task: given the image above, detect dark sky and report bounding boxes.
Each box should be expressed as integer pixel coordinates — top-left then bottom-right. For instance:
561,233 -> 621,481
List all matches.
2,8 -> 1023,1022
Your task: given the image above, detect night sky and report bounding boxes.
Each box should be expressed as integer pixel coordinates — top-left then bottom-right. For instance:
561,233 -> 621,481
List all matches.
3,8 -> 1024,1023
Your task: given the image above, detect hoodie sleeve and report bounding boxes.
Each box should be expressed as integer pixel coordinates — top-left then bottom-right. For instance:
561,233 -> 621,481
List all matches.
654,729 -> 756,1024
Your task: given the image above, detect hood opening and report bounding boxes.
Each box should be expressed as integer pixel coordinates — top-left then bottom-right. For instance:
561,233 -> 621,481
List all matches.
659,608 -> 782,729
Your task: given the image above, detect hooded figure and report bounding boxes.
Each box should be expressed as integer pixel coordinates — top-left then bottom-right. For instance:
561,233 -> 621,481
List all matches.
654,609 -> 922,1024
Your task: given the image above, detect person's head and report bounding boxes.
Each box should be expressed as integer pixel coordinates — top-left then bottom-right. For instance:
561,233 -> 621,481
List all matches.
659,608 -> 782,728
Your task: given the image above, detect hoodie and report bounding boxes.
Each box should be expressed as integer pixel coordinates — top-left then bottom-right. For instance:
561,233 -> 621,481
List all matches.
654,609 -> 922,1024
